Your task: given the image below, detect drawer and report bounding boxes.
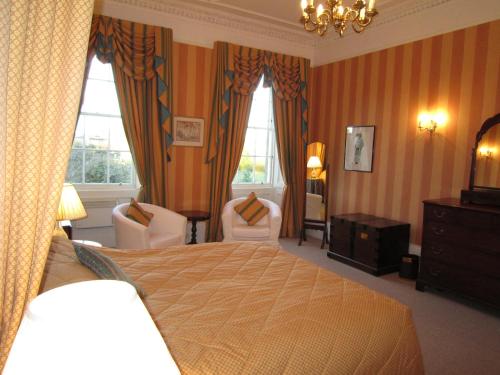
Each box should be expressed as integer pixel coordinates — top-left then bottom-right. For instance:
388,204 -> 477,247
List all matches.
422,221 -> 500,253
422,221 -> 463,244
421,240 -> 500,277
420,259 -> 500,308
419,260 -> 475,296
424,204 -> 458,225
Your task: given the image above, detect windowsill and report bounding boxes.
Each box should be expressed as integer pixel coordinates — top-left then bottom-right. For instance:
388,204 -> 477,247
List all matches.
75,186 -> 140,201
232,184 -> 274,190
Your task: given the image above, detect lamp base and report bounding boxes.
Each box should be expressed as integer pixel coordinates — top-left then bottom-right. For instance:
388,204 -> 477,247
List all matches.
54,220 -> 72,239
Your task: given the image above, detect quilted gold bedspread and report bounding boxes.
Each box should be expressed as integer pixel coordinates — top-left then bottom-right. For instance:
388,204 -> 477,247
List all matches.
42,239 -> 424,374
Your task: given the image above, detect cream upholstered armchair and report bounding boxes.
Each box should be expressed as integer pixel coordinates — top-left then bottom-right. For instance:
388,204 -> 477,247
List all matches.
222,197 -> 282,242
112,202 -> 187,249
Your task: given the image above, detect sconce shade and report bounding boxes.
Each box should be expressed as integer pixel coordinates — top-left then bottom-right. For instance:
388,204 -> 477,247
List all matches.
3,280 -> 180,375
56,183 -> 87,221
307,156 -> 322,169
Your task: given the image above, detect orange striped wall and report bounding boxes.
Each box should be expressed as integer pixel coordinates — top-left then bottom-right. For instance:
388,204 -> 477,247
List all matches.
309,20 -> 500,244
167,42 -> 213,211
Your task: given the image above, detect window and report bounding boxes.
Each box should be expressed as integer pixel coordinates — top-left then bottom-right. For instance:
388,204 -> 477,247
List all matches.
65,57 -> 136,187
233,78 -> 281,186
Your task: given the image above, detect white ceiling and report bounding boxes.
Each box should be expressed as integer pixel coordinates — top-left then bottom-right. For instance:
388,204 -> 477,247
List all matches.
96,0 -> 500,66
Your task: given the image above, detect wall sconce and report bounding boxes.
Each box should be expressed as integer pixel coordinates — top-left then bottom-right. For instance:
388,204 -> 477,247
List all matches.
307,156 -> 322,179
478,146 -> 495,160
418,110 -> 447,135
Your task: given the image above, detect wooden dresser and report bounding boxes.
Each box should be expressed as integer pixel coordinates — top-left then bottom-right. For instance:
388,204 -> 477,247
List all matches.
417,198 -> 500,309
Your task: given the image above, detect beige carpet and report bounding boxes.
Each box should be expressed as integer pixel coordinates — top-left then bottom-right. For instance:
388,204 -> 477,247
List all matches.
279,238 -> 500,375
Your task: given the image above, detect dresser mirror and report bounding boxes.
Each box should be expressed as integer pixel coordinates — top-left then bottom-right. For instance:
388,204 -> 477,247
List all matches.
298,141 -> 329,248
461,113 -> 500,206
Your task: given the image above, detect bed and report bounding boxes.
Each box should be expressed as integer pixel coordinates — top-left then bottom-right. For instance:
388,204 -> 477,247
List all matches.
40,237 -> 424,374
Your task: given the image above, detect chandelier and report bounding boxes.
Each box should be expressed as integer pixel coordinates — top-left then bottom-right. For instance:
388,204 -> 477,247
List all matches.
300,0 -> 378,37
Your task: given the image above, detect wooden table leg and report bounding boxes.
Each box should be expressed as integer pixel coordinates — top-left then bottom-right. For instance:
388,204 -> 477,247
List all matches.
189,219 -> 198,244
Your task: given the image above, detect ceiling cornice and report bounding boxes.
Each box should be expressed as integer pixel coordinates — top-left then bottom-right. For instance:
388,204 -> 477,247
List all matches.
97,0 -> 500,67
102,0 -> 314,46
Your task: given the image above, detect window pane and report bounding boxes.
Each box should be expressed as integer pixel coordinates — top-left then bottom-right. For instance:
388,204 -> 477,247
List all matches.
66,149 -> 83,183
81,79 -> 121,115
109,119 -> 129,151
237,156 -> 254,183
242,128 -> 256,156
254,157 -> 269,184
84,115 -> 109,150
85,150 -> 107,183
254,129 -> 268,156
88,57 -> 113,80
248,79 -> 271,128
109,152 -> 133,184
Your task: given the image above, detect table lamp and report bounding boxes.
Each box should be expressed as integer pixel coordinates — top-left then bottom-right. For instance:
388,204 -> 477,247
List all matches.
307,156 -> 322,179
3,280 -> 180,375
55,183 -> 87,239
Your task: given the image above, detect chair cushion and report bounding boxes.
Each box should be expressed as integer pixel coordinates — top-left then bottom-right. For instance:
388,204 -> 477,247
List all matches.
126,198 -> 153,227
234,192 -> 269,226
149,232 -> 183,248
232,224 -> 270,240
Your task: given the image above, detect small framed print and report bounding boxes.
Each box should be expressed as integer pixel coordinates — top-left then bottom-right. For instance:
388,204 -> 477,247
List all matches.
173,117 -> 204,147
344,125 -> 375,172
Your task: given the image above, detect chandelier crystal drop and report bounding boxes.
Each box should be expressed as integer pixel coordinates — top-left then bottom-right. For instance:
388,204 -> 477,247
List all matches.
300,0 -> 378,37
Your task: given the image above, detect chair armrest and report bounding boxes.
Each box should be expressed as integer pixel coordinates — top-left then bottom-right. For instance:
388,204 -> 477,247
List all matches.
267,202 -> 282,241
221,203 -> 235,241
142,204 -> 187,240
112,211 -> 149,249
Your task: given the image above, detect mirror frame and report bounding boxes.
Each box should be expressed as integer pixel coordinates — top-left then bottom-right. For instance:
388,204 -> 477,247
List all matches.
468,112 -> 500,190
299,142 -> 329,249
461,112 -> 500,206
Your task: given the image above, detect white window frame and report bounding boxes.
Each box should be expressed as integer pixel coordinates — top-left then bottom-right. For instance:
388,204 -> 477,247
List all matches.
68,58 -> 139,196
233,79 -> 281,190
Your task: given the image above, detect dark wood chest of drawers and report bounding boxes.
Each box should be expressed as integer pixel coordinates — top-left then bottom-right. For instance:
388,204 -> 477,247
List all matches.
328,213 -> 410,276
417,198 -> 500,309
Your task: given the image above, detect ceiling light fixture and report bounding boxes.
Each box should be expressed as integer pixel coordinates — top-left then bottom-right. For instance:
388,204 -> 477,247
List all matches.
300,0 -> 378,37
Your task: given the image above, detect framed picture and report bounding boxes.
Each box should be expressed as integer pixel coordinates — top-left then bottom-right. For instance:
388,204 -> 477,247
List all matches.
344,125 -> 375,172
173,117 -> 204,147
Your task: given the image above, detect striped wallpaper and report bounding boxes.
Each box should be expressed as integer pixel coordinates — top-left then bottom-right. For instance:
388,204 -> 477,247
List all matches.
167,42 -> 213,211
309,20 -> 500,244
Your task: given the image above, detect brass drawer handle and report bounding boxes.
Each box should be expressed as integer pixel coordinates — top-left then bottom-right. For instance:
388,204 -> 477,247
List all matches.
431,226 -> 445,235
433,208 -> 447,219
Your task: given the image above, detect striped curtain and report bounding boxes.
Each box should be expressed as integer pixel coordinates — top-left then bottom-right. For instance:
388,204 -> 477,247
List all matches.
0,0 -> 94,369
266,53 -> 309,237
86,15 -> 173,206
206,43 -> 265,241
206,42 -> 309,240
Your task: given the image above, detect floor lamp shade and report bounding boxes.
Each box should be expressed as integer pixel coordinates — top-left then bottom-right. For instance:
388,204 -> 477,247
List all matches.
56,183 -> 87,221
3,280 -> 180,375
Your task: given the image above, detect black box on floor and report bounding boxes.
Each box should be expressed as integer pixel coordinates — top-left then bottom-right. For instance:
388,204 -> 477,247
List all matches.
399,254 -> 419,279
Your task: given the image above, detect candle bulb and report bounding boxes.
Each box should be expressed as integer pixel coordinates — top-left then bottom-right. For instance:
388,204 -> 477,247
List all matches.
337,5 -> 344,17
301,0 -> 308,16
359,7 -> 366,20
317,3 -> 324,17
368,0 -> 375,10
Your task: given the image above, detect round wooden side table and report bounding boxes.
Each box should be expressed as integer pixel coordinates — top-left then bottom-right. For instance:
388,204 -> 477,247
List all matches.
178,210 -> 210,244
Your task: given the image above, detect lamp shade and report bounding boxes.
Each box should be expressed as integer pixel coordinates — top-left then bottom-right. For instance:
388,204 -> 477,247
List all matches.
307,156 -> 322,169
4,280 -> 180,375
56,183 -> 87,221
